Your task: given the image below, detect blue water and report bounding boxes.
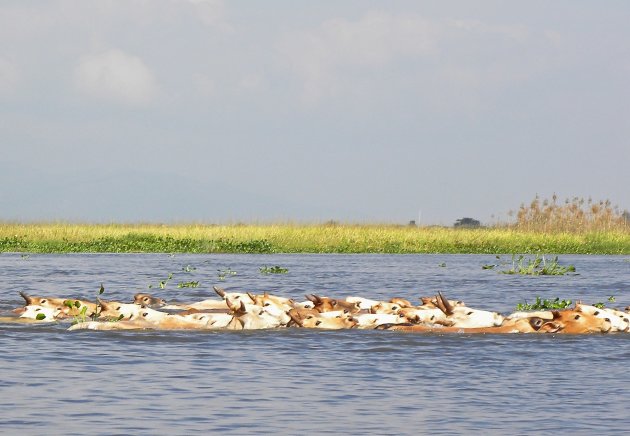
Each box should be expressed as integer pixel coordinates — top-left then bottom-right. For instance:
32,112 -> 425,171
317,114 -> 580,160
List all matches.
1,254 -> 629,434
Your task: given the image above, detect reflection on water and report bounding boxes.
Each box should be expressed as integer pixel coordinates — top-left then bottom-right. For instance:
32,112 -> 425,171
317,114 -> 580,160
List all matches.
1,254 -> 629,434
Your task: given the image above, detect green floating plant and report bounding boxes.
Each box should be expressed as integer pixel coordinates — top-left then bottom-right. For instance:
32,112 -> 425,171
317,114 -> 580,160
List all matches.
217,268 -> 237,281
485,254 -> 576,276
516,297 -> 573,311
259,265 -> 289,274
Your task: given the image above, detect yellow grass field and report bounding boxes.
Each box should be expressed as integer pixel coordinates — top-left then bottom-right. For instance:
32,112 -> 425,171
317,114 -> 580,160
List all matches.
1,222 -> 629,254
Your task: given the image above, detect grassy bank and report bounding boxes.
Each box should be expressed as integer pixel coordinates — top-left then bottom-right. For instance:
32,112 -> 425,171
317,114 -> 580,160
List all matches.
1,222 -> 629,254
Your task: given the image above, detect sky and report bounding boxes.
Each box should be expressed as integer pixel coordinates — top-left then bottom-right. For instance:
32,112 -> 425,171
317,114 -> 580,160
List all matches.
1,1 -> 629,225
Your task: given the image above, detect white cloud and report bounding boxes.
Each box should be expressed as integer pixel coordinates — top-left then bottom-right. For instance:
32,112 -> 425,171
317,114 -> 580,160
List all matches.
74,49 -> 158,105
279,10 -> 437,103
192,73 -> 216,97
0,57 -> 19,93
239,73 -> 262,91
279,10 -> 565,109
181,0 -> 231,30
450,19 -> 530,43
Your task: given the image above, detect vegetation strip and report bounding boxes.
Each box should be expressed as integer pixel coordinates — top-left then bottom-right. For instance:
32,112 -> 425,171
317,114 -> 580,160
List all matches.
0,223 -> 629,254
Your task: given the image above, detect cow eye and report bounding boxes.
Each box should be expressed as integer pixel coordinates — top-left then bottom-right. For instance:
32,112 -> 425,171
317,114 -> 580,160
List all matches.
399,313 -> 405,317
142,312 -> 148,317
264,303 -> 270,306
41,299 -> 47,304
467,311 -> 473,316
143,297 -> 150,302
594,311 -> 600,316
392,306 -> 398,311
315,320 -> 322,326
574,314 -> 581,320
116,306 -> 121,311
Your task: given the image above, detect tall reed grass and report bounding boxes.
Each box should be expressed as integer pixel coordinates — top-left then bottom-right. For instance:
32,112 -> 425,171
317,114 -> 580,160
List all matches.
509,194 -> 629,233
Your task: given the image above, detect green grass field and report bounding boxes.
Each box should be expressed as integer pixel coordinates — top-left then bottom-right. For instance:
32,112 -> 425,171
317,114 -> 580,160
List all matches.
1,222 -> 629,254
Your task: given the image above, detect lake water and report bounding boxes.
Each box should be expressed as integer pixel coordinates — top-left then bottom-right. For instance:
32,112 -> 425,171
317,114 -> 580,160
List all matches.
1,253 -> 629,435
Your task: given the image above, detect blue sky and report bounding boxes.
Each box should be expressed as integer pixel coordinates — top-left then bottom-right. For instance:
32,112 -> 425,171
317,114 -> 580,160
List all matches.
1,1 -> 629,225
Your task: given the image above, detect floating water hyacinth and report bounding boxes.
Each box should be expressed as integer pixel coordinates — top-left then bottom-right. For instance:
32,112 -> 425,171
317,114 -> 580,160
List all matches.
484,254 -> 576,276
516,297 -> 573,311
259,265 -> 289,274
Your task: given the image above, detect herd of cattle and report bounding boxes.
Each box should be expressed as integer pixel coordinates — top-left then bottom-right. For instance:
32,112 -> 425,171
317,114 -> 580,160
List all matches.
6,286 -> 630,334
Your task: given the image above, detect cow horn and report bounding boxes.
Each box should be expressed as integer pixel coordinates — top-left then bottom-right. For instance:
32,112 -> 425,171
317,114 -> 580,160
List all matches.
305,294 -> 322,304
434,293 -> 447,315
213,286 -> 226,298
225,297 -> 237,311
19,291 -> 34,305
438,292 -> 454,315
240,301 -> 247,313
247,292 -> 257,302
287,311 -> 304,327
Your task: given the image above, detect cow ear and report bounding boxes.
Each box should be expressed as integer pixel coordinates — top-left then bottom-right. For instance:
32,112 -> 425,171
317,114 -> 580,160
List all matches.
540,321 -> 562,333
330,299 -> 337,307
305,294 -> 316,303
551,310 -> 561,319
529,317 -> 544,330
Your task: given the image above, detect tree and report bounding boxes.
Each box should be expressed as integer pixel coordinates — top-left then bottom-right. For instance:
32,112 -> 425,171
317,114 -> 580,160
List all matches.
454,217 -> 481,228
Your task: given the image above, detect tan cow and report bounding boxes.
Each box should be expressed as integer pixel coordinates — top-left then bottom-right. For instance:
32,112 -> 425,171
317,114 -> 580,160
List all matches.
133,293 -> 166,307
548,309 -> 612,334
288,311 -> 358,330
574,303 -> 629,332
432,292 -> 504,328
376,317 -> 554,334
305,294 -> 361,314
19,291 -> 97,317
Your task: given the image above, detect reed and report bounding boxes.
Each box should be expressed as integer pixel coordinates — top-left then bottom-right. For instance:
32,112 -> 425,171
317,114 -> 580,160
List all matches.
509,194 -> 629,233
1,221 -> 629,254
